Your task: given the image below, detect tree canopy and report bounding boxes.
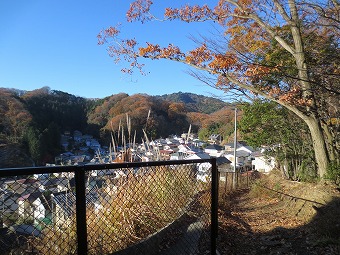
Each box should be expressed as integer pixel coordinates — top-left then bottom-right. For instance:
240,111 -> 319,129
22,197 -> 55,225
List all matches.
99,0 -> 340,177
239,100 -> 315,181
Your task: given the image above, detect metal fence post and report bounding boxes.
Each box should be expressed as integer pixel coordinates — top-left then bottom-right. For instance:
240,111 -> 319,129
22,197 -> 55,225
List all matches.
211,158 -> 218,255
75,167 -> 88,255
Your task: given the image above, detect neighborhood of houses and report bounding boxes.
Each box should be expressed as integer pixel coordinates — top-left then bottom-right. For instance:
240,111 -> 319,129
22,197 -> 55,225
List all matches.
0,130 -> 275,239
57,130 -> 275,172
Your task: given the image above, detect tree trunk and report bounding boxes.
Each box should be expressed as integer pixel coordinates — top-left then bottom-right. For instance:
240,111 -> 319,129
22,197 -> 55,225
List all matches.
287,3 -> 329,178
304,115 -> 329,178
321,122 -> 338,162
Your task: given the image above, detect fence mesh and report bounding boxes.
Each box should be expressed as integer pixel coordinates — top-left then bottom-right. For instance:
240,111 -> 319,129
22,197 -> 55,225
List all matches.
0,172 -> 78,254
0,161 -> 213,255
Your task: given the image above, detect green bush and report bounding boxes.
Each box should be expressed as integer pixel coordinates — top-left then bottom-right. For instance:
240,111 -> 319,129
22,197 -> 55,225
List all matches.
325,161 -> 340,185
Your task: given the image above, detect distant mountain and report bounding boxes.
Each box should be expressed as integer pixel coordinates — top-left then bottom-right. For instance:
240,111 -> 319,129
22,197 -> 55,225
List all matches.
155,92 -> 227,114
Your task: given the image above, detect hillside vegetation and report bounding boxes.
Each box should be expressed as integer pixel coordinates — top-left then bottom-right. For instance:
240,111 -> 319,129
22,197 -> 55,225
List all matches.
0,87 -> 237,167
156,92 -> 229,114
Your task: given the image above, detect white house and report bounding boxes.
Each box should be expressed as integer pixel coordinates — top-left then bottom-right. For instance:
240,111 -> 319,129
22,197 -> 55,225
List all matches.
251,151 -> 276,173
183,153 -> 211,182
185,152 -> 210,161
236,145 -> 254,154
17,192 -> 50,226
170,152 -> 185,160
224,150 -> 250,167
204,144 -> 224,157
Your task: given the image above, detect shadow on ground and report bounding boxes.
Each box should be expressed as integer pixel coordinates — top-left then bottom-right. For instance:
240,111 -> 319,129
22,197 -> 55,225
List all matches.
214,189 -> 340,255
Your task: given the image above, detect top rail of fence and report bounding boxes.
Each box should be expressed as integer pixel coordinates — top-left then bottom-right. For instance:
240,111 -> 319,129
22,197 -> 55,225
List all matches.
0,158 -> 216,177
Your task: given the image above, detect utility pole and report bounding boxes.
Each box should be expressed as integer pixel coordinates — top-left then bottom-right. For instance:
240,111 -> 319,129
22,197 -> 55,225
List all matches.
233,108 -> 237,189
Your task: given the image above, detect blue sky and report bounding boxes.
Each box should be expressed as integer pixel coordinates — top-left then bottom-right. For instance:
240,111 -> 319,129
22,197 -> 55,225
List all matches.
0,0 -> 226,99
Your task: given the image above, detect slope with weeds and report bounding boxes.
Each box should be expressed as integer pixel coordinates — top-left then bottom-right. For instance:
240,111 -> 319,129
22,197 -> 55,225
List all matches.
216,170 -> 340,255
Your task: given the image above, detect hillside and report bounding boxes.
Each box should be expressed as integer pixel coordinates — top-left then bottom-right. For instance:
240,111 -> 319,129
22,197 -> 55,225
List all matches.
156,92 -> 228,114
212,171 -> 340,255
0,87 -> 236,166
0,142 -> 34,168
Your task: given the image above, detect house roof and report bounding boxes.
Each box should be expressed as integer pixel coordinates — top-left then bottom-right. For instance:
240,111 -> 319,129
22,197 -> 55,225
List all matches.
216,157 -> 232,165
185,152 -> 211,160
251,151 -> 264,157
205,144 -> 223,150
224,150 -> 250,157
18,191 -> 41,203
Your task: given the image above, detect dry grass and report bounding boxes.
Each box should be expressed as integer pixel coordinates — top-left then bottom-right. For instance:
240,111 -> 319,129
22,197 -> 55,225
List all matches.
33,165 -> 208,255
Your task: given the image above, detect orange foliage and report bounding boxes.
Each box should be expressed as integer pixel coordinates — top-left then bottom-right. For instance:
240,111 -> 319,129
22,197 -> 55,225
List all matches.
100,0 -> 338,112
97,26 -> 120,45
139,43 -> 184,60
208,54 -> 237,72
164,4 -> 213,22
185,44 -> 212,65
139,43 -> 161,58
278,87 -> 312,106
187,112 -> 209,126
245,64 -> 273,80
126,0 -> 153,23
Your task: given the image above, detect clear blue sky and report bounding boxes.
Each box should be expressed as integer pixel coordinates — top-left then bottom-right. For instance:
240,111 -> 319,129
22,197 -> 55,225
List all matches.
0,0 -> 226,99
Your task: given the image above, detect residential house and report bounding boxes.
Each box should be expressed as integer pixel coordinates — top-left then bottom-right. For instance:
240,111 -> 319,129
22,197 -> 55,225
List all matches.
251,151 -> 276,173
192,139 -> 206,148
17,191 -> 51,226
224,142 -> 245,152
185,153 -> 211,182
224,150 -> 250,168
5,178 -> 40,196
223,142 -> 254,170
170,152 -> 186,160
60,134 -> 70,151
86,138 -> 101,150
204,144 -> 224,157
216,157 -> 232,182
40,177 -> 74,193
185,152 -> 211,161
178,144 -> 195,155
73,130 -> 83,143
237,145 -> 254,155
159,149 -> 173,160
189,155 -> 232,182
216,157 -> 232,172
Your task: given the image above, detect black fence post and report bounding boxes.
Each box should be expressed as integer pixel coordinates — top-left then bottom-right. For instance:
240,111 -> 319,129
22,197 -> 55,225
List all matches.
211,158 -> 218,255
75,167 -> 88,255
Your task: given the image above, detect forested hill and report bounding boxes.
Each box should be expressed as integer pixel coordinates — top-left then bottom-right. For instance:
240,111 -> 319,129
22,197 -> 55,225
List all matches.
1,87 -> 238,166
156,92 -> 228,114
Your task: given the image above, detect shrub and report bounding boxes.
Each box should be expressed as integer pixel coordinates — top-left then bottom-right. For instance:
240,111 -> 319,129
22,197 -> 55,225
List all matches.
325,161 -> 340,185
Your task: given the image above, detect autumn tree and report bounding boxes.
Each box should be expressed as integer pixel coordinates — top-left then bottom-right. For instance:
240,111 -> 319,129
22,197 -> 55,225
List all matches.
99,0 -> 340,178
0,88 -> 32,142
91,94 -> 192,144
197,107 -> 236,142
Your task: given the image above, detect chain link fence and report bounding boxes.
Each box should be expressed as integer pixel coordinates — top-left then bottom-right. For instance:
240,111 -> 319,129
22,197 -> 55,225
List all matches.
218,170 -> 261,198
0,159 -> 217,255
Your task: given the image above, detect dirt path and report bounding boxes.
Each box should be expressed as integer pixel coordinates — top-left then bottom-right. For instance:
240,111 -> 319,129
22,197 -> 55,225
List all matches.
215,182 -> 340,255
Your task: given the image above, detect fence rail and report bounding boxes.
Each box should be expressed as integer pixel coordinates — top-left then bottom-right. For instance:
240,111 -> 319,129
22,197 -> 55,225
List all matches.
0,159 -> 217,255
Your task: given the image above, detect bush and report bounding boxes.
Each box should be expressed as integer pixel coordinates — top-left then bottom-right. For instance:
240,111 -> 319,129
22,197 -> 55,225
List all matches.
325,161 -> 340,185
